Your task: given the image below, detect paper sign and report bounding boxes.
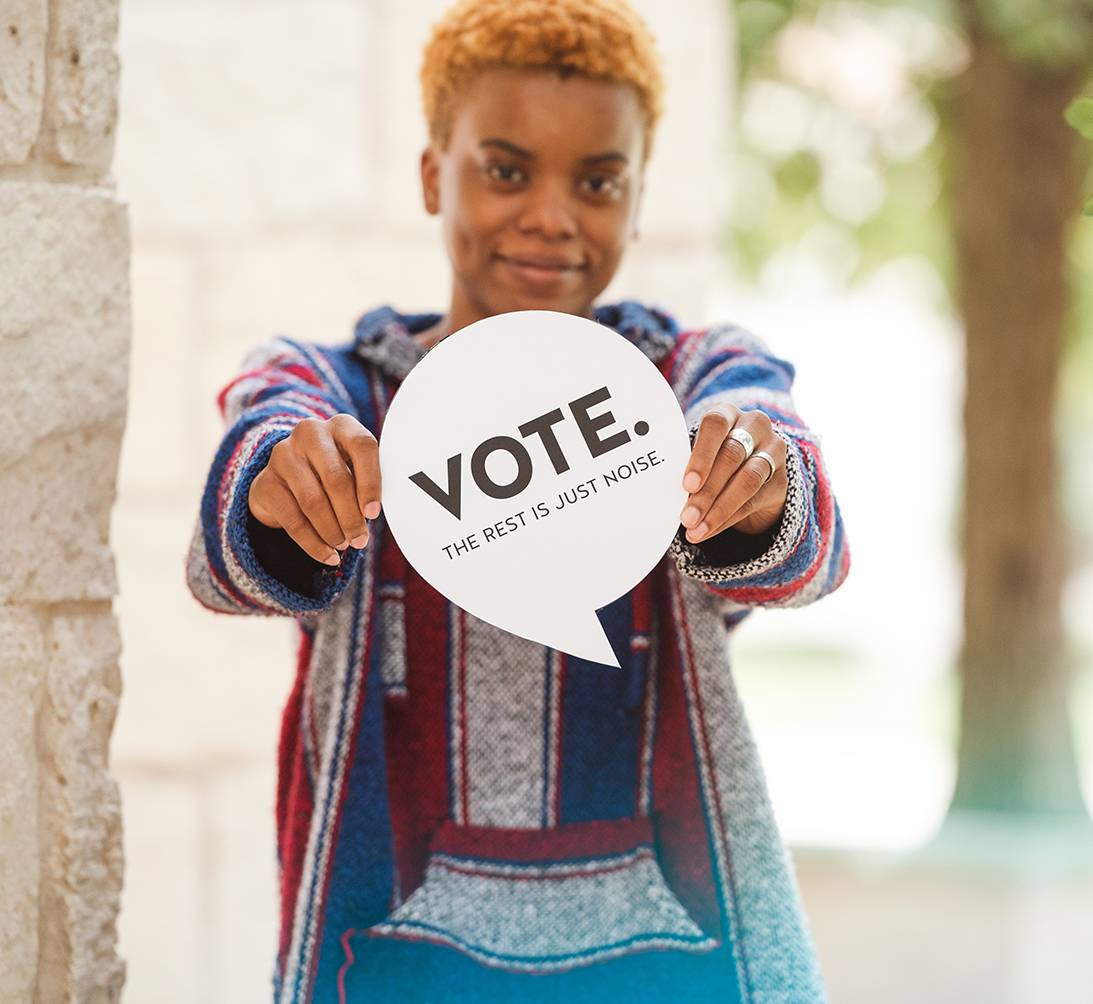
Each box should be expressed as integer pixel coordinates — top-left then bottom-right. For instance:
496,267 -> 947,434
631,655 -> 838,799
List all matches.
378,309 -> 690,667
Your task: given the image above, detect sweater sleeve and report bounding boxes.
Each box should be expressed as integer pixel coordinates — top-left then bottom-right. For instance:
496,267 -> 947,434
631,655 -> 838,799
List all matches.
663,324 -> 851,611
184,335 -> 368,617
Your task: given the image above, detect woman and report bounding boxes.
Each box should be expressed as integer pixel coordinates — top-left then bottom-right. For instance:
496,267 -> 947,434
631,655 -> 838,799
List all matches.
186,1 -> 851,1001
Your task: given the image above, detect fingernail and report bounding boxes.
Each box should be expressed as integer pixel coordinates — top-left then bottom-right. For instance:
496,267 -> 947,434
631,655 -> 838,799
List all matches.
323,552 -> 341,566
680,505 -> 701,528
688,522 -> 709,542
349,534 -> 368,549
683,472 -> 701,492
364,501 -> 381,519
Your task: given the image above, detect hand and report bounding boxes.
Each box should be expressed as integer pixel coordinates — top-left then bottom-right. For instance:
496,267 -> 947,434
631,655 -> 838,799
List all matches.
678,405 -> 789,544
248,414 -> 382,566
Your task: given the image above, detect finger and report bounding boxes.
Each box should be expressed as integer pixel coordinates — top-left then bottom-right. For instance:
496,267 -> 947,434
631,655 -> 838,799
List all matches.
682,406 -> 740,494
282,462 -> 348,550
688,460 -> 781,542
681,412 -> 775,533
331,416 -> 382,522
248,468 -> 282,529
686,428 -> 786,541
680,434 -> 748,532
263,479 -> 342,565
308,434 -> 369,549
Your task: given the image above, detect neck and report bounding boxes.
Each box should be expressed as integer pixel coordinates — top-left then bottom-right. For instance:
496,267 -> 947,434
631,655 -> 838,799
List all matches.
415,284 -> 597,350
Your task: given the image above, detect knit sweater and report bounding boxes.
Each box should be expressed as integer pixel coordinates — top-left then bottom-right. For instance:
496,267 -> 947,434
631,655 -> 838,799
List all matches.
185,300 -> 851,1004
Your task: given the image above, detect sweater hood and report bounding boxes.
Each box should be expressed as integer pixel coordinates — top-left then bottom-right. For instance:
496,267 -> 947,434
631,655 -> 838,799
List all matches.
352,300 -> 681,381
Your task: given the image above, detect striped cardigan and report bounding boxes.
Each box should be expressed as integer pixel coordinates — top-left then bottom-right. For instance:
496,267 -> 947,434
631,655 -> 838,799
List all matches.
185,300 -> 850,1004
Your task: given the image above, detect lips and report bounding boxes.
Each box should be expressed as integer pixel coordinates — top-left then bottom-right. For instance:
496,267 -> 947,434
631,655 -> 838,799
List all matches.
495,252 -> 586,271
493,252 -> 587,290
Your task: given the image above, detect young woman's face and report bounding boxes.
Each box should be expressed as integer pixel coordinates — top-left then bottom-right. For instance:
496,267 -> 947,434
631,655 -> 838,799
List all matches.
420,66 -> 647,321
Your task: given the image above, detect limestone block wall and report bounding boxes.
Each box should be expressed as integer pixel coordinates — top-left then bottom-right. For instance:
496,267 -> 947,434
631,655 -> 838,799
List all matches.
0,1 -> 129,1001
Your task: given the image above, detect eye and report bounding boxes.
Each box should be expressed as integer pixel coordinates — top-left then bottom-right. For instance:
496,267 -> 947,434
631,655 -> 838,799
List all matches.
484,162 -> 527,185
581,174 -> 624,199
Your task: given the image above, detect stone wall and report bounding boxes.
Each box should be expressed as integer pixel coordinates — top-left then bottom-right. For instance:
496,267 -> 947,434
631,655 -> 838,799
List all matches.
0,1 -> 128,1002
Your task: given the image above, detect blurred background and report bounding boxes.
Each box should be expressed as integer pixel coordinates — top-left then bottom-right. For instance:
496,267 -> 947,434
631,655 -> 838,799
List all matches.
105,0 -> 1093,1001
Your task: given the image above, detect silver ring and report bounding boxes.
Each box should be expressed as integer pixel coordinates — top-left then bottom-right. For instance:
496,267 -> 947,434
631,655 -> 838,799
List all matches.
751,449 -> 777,485
728,426 -> 755,458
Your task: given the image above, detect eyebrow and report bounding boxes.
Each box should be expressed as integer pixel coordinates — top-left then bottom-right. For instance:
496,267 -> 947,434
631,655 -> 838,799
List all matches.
479,138 -> 629,165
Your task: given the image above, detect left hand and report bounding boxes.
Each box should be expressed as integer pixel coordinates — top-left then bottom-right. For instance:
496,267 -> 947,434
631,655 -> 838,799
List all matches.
679,405 -> 789,544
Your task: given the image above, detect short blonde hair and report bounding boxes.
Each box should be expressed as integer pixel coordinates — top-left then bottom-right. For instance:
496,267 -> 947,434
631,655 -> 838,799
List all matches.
420,0 -> 666,162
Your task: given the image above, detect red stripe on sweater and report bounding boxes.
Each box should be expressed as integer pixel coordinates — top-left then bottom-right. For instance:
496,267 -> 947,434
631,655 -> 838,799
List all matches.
650,567 -> 722,939
429,814 -> 654,863
432,847 -> 656,882
281,361 -> 324,387
216,367 -> 264,418
383,549 -> 452,901
669,567 -> 752,980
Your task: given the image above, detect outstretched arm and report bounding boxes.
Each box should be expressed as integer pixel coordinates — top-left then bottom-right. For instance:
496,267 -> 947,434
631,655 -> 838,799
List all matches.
185,336 -> 373,617
664,324 -> 851,611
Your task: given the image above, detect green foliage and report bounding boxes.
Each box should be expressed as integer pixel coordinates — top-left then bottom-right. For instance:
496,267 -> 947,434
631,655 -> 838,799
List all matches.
737,0 -> 798,64
1066,97 -> 1093,215
773,150 -> 822,196
729,1 -> 1093,286
729,0 -> 1093,551
978,0 -> 1093,69
1066,96 -> 1093,139
727,1 -> 959,294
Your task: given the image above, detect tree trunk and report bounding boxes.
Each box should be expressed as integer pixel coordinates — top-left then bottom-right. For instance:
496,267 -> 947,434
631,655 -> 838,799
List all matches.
947,19 -> 1088,818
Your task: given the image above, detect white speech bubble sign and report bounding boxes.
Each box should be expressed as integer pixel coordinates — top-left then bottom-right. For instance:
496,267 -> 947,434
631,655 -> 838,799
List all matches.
378,309 -> 690,668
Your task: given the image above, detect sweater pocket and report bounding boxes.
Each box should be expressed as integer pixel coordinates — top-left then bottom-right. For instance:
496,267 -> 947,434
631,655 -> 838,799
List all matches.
360,814 -> 718,973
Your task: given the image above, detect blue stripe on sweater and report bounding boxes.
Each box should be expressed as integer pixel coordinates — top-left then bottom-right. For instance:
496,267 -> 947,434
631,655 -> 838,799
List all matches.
310,562 -> 396,1000
557,592 -> 641,823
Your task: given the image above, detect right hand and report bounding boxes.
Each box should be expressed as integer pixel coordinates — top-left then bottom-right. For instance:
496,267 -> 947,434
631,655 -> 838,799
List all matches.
248,414 -> 382,566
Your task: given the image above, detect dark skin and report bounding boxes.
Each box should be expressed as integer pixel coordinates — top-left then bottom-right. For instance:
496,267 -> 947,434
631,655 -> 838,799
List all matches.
248,66 -> 788,564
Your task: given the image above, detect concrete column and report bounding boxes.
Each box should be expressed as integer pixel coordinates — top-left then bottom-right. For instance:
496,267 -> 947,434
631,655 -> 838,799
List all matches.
0,1 -> 129,1000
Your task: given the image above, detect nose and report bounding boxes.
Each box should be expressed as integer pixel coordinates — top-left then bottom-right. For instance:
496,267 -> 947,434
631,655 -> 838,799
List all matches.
515,180 -> 579,240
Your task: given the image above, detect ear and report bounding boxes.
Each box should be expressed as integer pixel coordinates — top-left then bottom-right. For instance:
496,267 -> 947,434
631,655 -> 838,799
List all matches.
420,144 -> 441,216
